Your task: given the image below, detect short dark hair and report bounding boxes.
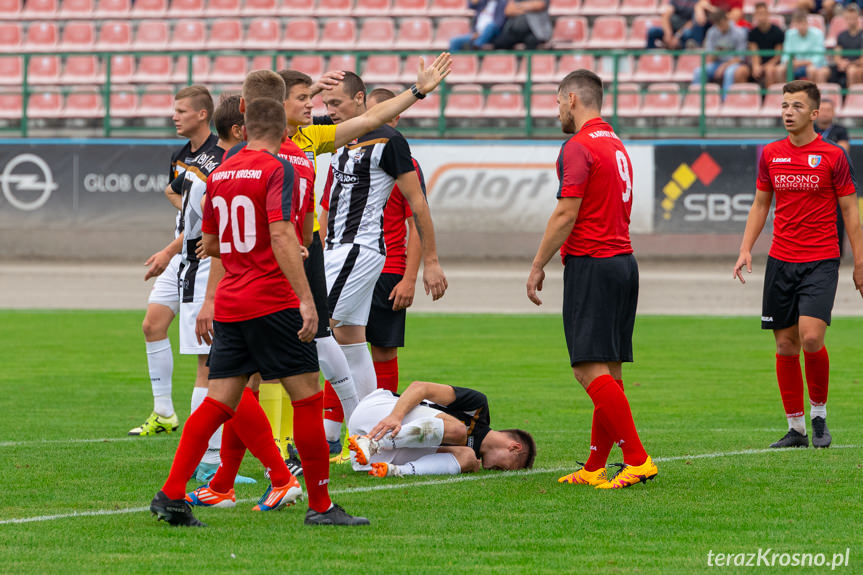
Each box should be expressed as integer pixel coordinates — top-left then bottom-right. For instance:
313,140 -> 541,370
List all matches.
341,71 -> 367,100
783,80 -> 820,109
710,8 -> 727,25
213,94 -> 243,140
754,1 -> 768,9
244,98 -> 286,142
558,69 -> 603,111
367,87 -> 397,105
277,69 -> 313,97
243,69 -> 286,104
175,85 -> 214,121
501,429 -> 537,470
791,9 -> 808,23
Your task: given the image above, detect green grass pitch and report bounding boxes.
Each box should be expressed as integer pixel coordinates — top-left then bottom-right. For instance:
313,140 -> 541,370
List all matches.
1,311 -> 861,574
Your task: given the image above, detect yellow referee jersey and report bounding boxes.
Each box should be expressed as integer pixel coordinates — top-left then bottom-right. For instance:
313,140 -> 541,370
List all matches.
291,124 -> 337,233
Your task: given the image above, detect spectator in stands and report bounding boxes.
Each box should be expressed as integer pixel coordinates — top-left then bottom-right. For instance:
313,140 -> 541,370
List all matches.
692,10 -> 750,97
815,98 -> 852,257
772,10 -> 827,83
748,1 -> 784,87
449,0 -> 507,51
824,4 -> 863,88
646,0 -> 703,49
491,0 -> 552,50
710,0 -> 746,29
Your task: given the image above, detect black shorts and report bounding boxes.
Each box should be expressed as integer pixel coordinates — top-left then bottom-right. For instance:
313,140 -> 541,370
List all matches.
304,234 -> 331,339
562,253 -> 638,365
366,272 -> 407,348
761,256 -> 839,330
208,308 -> 319,381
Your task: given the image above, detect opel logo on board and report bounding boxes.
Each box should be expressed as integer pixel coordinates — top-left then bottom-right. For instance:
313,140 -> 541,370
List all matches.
0,153 -> 57,211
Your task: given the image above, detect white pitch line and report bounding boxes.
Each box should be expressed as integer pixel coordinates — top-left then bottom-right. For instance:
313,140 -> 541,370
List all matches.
1,444 -> 859,526
0,437 -> 155,448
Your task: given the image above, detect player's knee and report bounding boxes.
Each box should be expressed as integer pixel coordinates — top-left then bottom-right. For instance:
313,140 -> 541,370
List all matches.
800,333 -> 824,353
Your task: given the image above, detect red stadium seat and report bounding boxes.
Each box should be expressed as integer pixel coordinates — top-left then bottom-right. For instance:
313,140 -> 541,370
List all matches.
243,0 -> 279,15
172,55 -> 210,83
27,91 -> 63,118
106,54 -> 135,83
250,54 -> 289,70
95,0 -> 131,18
109,89 -> 139,118
640,82 -> 681,116
758,83 -> 784,118
0,57 -> 22,86
603,82 -> 641,117
620,0 -> 658,14
448,53 -> 479,82
631,52 -> 674,82
818,82 -> 842,112
328,53 -> 357,73
483,83 -> 524,118
168,0 -> 204,17
316,0 -> 352,15
132,0 -> 168,17
26,22 -> 58,51
720,83 -> 762,117
363,54 -> 402,83
138,85 -> 175,118
63,55 -> 101,84
400,91 -> 440,117
397,17 -> 433,49
60,0 -> 96,19
22,0 -> 57,19
841,86 -> 863,117
135,55 -> 174,83
0,92 -> 22,120
516,53 -> 557,83
206,0 -> 241,16
769,14 -> 785,29
581,0 -> 616,15
207,18 -> 243,48
826,12 -> 849,48
557,53 -> 595,77
246,18 -> 282,49
743,0 -> 758,14
548,0 -> 580,16
444,84 -> 483,117
596,54 -> 634,82
428,0 -> 470,15
391,0 -> 428,16
672,53 -> 702,82
134,21 -> 169,50
97,21 -> 132,50
208,55 -> 249,83
432,16 -> 471,49
280,0 -> 314,15
774,0 -> 796,13
60,21 -> 95,52
587,16 -> 627,49
283,18 -> 318,48
0,0 -> 22,19
476,54 -> 517,83
0,24 -> 22,51
27,55 -> 61,84
550,16 -> 587,49
679,83 -> 720,116
627,15 -> 663,48
64,89 -> 104,119
357,17 -> 396,49
529,83 -> 560,118
399,54 -> 435,82
321,18 -> 357,47
354,0 -> 392,16
171,20 -> 208,50
287,54 -> 324,77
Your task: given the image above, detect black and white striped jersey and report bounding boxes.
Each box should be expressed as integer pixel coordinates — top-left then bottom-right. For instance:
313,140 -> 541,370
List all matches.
169,133 -> 219,239
325,125 -> 415,254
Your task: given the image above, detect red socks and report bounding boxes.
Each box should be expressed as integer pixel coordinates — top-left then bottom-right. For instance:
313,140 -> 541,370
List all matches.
584,378 -> 624,472
804,346 -> 829,406
323,379 -> 344,424
162,397 -> 234,500
776,354 -> 805,418
586,374 -> 647,467
292,391 -> 332,513
373,357 -> 399,393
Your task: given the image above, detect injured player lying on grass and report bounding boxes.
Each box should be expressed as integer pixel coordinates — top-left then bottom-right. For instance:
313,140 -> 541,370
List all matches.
347,381 -> 536,477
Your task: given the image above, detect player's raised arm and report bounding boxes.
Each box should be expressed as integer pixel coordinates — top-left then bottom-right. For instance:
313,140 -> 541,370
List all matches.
332,53 -> 452,149
733,188 -> 773,284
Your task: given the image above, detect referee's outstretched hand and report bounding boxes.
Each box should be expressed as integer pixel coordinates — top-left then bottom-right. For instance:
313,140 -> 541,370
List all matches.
416,52 -> 452,95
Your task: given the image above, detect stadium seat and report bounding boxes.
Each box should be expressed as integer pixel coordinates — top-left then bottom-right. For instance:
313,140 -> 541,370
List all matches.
0,57 -> 22,86
280,0 -> 314,15
63,55 -> 101,84
132,0 -> 168,18
106,54 -> 135,83
631,52 -> 674,82
172,55 -> 210,83
679,83 -> 720,117
27,91 -> 63,119
769,14 -> 786,29
354,0 -> 392,16
448,54 -> 479,83
428,0 -> 471,16
134,21 -> 169,50
316,0 -> 352,15
362,54 -> 402,83
109,89 -> 139,118
774,0 -> 796,13
206,0 -> 242,16
0,24 -> 22,54
64,89 -> 104,119
242,0 -> 279,16
476,54 -> 517,83
548,0 -> 580,16
602,82 -> 640,117
841,86 -> 863,117
550,16 -> 587,49
207,18 -> 243,48
516,53 -> 557,83
0,0 -> 22,19
826,14 -> 848,48
529,83 -> 559,117
250,54 -> 288,70
671,53 -> 702,82
640,82 -> 681,116
97,21 -> 132,50
282,18 -> 319,49
60,21 -> 95,52
742,0 -> 758,14
619,0 -> 658,15
595,54 -> 634,82
22,0 -> 57,19
627,15 -> 662,48
818,82 -> 842,111
27,55 -> 61,84
286,54 -> 323,77
25,22 -> 58,52
138,85 -> 175,118
59,0 -> 96,19
391,0 -> 428,16
0,92 -> 22,120
557,53 -> 595,77
321,18 -> 357,47
587,16 -> 627,49
483,84 -> 524,118
758,83 -> 784,118
94,0 -> 131,18
328,53 -> 358,73
168,0 -> 204,17
208,55 -> 249,83
400,91 -> 440,117
719,83 -> 762,117
246,18 -> 282,49
581,0 -> 617,15
171,20 -> 208,50
135,55 -> 174,83
399,54 -> 435,82
397,18 -> 433,49
444,84 -> 483,117
357,17 -> 396,49
432,17 -> 471,49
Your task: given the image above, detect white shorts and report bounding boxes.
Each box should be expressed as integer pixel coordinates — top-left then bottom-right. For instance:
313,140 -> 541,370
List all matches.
179,255 -> 211,304
325,243 -> 385,327
147,253 -> 181,315
179,299 -> 211,355
348,389 -> 441,466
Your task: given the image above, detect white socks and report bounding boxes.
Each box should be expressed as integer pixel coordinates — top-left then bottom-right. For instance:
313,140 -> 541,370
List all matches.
191,387 -> 221,465
396,453 -> 461,476
146,338 -> 174,417
316,335 -> 359,424
810,402 -> 827,420
379,417 -> 444,450
340,342 -> 377,400
787,415 -> 807,436
324,418 -> 343,443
